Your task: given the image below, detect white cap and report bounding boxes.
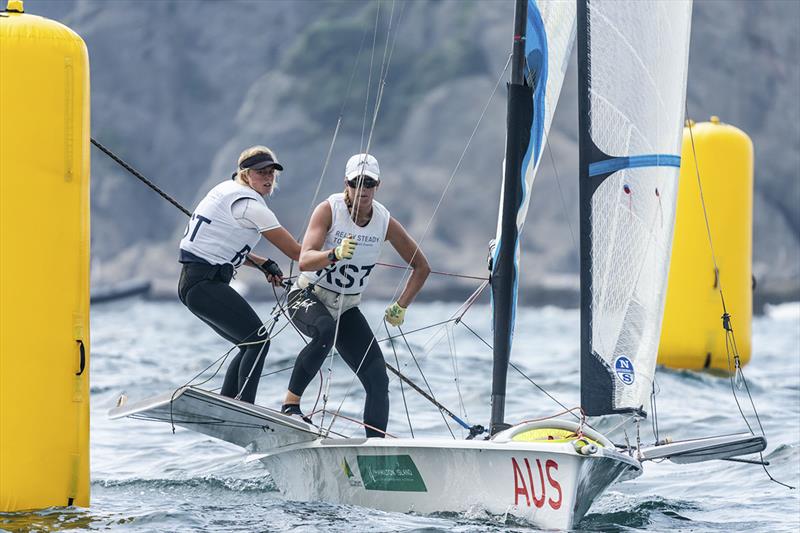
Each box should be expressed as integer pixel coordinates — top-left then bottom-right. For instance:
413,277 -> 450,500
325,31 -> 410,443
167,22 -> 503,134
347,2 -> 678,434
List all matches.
345,153 -> 380,181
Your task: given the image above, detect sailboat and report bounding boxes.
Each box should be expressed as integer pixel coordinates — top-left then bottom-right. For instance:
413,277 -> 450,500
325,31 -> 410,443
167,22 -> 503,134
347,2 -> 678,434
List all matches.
110,1 -> 767,528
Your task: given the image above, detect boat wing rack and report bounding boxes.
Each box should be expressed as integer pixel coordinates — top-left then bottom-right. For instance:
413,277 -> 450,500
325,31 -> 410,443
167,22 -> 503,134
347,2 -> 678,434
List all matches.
640,432 -> 767,464
109,386 -> 322,452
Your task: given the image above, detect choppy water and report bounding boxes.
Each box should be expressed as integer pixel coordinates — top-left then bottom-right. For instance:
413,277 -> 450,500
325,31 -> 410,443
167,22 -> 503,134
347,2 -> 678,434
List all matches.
2,300 -> 799,532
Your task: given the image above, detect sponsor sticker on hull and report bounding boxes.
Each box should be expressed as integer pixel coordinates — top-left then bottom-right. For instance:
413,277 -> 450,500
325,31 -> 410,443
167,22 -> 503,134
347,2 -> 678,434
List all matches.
356,455 -> 427,492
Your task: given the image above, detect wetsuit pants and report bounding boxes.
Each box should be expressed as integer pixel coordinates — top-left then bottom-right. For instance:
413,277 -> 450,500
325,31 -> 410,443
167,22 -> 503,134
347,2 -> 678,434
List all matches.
178,262 -> 269,403
287,288 -> 389,438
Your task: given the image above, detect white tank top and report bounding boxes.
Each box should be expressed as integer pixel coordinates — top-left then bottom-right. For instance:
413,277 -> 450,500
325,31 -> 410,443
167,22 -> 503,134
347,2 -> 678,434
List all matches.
179,180 -> 271,267
300,193 -> 390,295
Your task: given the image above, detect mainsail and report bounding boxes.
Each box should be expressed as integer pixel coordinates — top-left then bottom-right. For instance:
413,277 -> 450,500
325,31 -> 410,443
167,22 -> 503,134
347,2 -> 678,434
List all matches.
578,0 -> 693,416
490,0 -> 577,432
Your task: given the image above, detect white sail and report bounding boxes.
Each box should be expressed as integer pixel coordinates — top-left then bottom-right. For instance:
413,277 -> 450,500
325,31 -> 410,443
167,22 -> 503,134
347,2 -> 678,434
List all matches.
516,0 -> 577,229
579,0 -> 693,415
492,0 -> 576,337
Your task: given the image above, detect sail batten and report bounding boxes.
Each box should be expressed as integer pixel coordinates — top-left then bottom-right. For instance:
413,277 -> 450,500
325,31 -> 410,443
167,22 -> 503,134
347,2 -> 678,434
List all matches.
579,0 -> 693,417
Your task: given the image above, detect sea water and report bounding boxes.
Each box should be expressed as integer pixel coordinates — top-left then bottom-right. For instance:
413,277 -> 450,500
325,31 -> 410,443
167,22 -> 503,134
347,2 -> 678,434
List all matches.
2,300 -> 798,532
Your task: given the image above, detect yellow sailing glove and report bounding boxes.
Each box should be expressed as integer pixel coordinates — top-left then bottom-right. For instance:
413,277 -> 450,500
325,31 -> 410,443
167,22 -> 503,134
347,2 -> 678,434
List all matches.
384,302 -> 406,327
334,237 -> 357,261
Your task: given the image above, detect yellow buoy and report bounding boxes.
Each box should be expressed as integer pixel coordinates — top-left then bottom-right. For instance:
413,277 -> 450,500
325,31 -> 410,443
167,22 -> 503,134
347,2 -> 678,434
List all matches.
0,0 -> 91,510
658,117 -> 753,371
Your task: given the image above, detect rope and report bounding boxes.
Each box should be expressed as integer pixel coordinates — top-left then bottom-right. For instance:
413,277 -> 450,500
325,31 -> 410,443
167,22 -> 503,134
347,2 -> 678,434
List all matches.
319,42 -> 510,436
376,261 -> 488,281
91,137 -> 190,216
321,1 -> 409,435
385,321 -> 414,438
395,324 -> 457,438
685,113 -> 793,489
457,318 -> 582,423
296,20 -> 370,242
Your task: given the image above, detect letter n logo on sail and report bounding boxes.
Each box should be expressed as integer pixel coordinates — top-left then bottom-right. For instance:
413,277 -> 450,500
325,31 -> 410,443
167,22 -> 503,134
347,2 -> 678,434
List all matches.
614,355 -> 635,385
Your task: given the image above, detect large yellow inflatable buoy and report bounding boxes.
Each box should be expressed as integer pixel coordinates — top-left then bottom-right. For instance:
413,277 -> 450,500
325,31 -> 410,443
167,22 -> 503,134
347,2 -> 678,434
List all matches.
658,117 -> 753,371
0,0 -> 91,510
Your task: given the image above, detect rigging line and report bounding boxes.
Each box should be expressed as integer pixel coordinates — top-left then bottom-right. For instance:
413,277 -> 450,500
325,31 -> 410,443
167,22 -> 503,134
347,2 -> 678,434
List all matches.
732,334 -> 768,438
687,113 -> 792,490
326,47 -> 507,428
170,313 -> 278,431
446,322 -> 469,424
320,2 -> 405,425
384,362 -> 473,433
91,137 -> 190,217
360,0 -> 401,161
508,363 -> 581,423
313,409 -> 397,439
375,0 -> 396,101
91,137 -> 283,282
458,318 -> 582,422
452,279 -> 490,322
210,365 -> 295,392
310,369 -> 325,423
325,22 -> 496,435
235,305 -> 281,401
295,22 -> 370,242
686,112 -> 761,430
385,321 -> 414,438
376,261 -> 488,281
724,326 -> 754,434
546,136 -> 579,259
234,283 -> 297,399
396,324 -> 457,438
360,1 -> 381,153
650,377 -> 661,443
685,111 -> 728,312
271,283 -> 310,346
377,53 -> 513,315
376,318 -> 457,343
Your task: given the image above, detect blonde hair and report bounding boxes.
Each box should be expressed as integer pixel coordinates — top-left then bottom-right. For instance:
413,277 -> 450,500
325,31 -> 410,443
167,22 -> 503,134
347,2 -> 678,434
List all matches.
235,145 -> 280,194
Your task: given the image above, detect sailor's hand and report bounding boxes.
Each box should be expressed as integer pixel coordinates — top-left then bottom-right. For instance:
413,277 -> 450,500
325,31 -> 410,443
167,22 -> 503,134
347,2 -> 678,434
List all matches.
334,237 -> 357,261
262,259 -> 283,286
384,302 -> 406,327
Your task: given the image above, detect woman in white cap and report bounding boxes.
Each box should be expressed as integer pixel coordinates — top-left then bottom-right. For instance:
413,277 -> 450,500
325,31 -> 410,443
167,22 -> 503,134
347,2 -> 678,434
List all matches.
282,153 -> 430,437
178,145 -> 300,404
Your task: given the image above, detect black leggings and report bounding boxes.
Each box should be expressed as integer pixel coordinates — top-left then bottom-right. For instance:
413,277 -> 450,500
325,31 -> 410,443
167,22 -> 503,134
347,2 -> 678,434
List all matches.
178,262 -> 269,404
287,288 -> 389,438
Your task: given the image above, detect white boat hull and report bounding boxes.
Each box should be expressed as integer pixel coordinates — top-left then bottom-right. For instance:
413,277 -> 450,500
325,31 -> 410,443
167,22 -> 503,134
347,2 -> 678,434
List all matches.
258,437 -> 639,529
110,387 -> 640,529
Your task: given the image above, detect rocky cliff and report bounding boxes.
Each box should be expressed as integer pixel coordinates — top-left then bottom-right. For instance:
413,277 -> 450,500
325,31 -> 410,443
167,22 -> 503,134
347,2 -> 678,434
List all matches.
28,0 -> 800,307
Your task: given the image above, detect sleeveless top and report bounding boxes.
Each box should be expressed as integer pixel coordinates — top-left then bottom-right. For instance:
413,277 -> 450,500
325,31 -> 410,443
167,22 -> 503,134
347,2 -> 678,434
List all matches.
179,180 -> 273,267
300,193 -> 390,295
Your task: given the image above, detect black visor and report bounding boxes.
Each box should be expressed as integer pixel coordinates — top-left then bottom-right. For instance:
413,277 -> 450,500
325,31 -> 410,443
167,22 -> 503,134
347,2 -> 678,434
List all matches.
239,152 -> 284,171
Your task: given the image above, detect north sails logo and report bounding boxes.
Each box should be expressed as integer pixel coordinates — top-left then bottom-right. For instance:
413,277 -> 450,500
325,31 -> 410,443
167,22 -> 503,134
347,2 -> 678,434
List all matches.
614,356 -> 635,385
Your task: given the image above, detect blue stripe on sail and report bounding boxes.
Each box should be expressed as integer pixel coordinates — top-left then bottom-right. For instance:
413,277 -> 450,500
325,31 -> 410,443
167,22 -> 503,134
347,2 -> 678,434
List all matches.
525,0 -> 549,168
491,1 -> 550,339
508,0 -> 549,333
588,154 -> 681,177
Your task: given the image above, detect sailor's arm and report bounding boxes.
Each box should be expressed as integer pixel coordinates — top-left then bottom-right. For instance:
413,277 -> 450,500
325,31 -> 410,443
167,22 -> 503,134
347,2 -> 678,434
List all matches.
298,202 -> 336,271
386,216 -> 430,309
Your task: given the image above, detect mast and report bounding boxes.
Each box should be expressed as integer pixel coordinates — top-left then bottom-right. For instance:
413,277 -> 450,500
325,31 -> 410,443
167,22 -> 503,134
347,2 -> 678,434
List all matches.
490,0 -> 531,435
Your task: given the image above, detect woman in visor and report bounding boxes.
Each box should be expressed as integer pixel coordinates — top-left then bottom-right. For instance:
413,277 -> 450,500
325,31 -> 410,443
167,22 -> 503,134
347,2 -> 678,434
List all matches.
178,145 -> 300,404
282,153 -> 430,437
